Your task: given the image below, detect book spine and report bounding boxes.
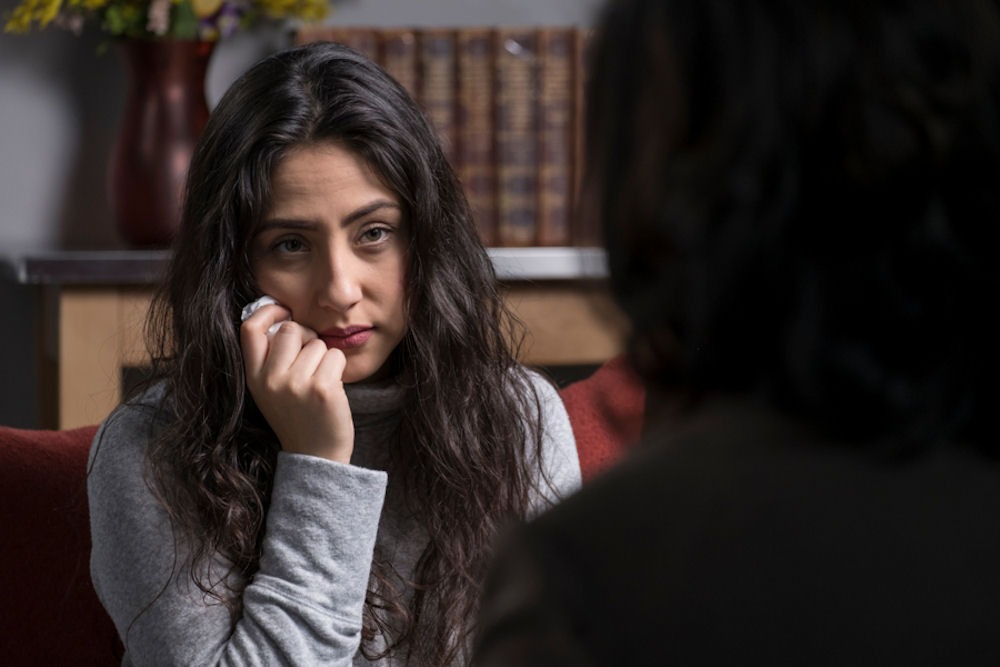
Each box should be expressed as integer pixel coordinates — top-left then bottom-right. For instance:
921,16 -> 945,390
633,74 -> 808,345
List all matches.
292,25 -> 325,45
418,28 -> 458,163
571,28 -> 599,246
456,28 -> 497,247
293,27 -> 380,63
379,28 -> 420,102
536,27 -> 575,247
495,29 -> 539,247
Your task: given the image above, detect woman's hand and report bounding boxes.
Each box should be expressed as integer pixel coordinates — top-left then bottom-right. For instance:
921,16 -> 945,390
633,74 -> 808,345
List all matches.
241,303 -> 355,463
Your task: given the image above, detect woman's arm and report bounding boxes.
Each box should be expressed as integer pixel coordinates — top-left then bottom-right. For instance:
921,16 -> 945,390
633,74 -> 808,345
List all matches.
88,404 -> 386,666
524,371 -> 582,516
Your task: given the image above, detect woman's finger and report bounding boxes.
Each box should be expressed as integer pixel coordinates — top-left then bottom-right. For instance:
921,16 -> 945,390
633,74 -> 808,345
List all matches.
259,321 -> 319,378
240,302 -> 293,374
314,345 -> 348,383
286,338 -> 331,388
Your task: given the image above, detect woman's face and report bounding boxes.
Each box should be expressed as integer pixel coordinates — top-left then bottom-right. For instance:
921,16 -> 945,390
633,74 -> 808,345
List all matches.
251,141 -> 408,384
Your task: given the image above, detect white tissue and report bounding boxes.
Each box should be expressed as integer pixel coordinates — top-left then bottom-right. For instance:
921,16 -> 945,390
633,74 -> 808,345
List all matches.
240,295 -> 280,322
240,295 -> 287,335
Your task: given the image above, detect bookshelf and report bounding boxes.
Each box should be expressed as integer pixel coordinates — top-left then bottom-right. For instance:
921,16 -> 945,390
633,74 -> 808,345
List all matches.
294,25 -> 597,247
3,248 -> 626,429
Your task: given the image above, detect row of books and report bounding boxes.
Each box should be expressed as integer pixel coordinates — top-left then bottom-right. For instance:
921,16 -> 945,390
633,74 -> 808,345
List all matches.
294,26 -> 595,248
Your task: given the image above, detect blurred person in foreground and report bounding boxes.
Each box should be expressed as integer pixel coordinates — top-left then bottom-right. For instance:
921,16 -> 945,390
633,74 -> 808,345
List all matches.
473,0 -> 1000,664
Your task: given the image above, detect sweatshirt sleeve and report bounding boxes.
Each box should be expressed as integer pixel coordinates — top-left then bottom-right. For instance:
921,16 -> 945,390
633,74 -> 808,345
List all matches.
87,404 -> 387,666
525,371 -> 582,517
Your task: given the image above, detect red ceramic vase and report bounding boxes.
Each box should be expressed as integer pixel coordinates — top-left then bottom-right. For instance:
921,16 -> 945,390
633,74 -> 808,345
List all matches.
108,39 -> 215,248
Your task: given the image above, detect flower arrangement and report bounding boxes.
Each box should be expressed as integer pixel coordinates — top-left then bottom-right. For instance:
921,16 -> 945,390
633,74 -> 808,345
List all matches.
4,0 -> 329,41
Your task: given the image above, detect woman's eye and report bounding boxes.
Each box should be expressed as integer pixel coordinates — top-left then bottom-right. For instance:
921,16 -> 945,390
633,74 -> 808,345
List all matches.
273,238 -> 306,253
361,227 -> 390,243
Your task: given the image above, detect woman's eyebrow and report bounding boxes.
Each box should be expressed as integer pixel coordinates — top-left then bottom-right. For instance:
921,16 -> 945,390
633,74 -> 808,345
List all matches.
342,200 -> 400,227
259,200 -> 400,231
256,219 -> 319,232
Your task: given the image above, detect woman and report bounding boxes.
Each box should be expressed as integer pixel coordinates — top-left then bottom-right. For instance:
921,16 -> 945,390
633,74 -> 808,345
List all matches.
87,43 -> 580,666
475,0 -> 1000,664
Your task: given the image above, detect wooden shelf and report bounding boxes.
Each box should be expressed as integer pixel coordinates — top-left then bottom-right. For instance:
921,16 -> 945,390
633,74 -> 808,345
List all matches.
1,249 -> 169,285
489,247 -> 608,280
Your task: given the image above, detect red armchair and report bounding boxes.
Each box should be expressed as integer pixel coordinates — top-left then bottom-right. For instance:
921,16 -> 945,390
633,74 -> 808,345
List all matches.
559,354 -> 645,481
0,424 -> 123,666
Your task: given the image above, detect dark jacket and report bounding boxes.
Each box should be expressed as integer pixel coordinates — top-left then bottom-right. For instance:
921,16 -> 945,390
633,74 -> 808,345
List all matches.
475,397 -> 1000,666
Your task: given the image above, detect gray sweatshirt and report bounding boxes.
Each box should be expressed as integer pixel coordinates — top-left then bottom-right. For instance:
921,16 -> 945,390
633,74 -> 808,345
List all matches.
88,371 -> 580,666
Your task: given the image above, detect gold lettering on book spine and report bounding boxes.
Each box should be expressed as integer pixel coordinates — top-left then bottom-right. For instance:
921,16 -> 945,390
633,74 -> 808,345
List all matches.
420,29 -> 457,161
381,29 -> 419,100
496,31 -> 538,246
538,28 -> 574,246
457,28 -> 497,246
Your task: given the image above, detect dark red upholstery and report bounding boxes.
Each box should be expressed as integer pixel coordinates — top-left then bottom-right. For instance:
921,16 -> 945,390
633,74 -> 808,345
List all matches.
0,424 -> 122,667
559,355 -> 645,481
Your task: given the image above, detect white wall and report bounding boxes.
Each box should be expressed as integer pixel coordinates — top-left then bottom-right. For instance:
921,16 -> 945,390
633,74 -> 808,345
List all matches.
0,0 -> 601,426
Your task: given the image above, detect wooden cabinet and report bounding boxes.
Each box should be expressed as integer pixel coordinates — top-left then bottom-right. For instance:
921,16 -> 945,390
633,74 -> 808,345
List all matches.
6,249 -> 626,429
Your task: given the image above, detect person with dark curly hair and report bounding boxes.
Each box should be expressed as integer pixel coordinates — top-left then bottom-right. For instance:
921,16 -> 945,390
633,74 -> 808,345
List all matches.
86,42 -> 580,666
474,0 -> 1000,664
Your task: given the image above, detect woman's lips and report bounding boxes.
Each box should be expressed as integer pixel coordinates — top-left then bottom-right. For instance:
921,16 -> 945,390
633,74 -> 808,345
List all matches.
320,326 -> 374,350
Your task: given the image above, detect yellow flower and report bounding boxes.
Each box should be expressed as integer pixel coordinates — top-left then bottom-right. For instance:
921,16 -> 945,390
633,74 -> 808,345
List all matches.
67,0 -> 108,10
256,0 -> 327,21
4,0 -> 329,37
4,5 -> 33,31
297,0 -> 327,21
191,0 -> 223,19
4,0 -> 62,31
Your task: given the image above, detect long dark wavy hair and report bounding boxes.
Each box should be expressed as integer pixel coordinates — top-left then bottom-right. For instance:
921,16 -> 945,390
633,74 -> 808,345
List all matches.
586,0 -> 1000,452
140,42 -> 545,664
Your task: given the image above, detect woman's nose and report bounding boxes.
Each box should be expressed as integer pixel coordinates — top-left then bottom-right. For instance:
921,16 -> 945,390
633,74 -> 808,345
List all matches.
318,251 -> 363,312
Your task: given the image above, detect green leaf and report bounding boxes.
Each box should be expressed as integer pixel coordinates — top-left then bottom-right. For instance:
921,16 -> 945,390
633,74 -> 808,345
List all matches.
170,0 -> 199,40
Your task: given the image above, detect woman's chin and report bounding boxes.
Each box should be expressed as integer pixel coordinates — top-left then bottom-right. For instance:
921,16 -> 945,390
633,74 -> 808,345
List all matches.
343,361 -> 390,385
